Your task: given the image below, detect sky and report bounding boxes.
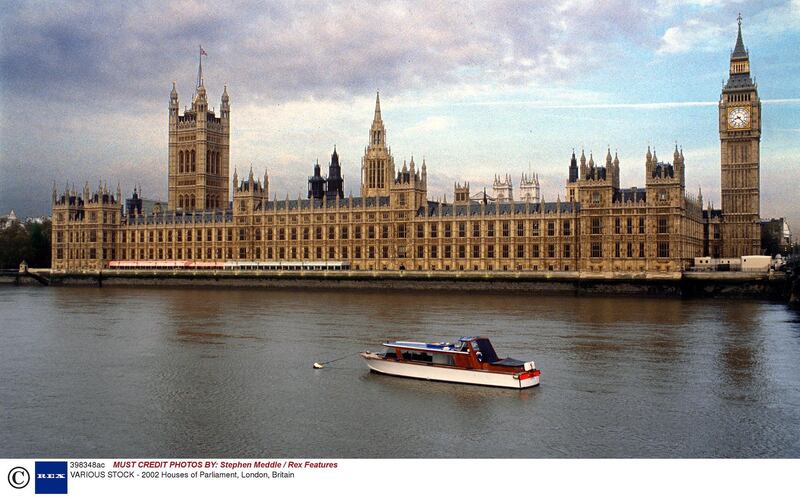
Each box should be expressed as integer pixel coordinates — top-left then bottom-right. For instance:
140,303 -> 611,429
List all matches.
1,0 -> 798,231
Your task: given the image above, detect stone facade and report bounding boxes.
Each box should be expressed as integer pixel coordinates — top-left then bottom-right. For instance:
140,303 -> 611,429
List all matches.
51,183 -> 122,270
51,21 -> 757,273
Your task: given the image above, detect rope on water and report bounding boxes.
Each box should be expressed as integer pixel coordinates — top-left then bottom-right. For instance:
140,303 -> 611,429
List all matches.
313,351 -> 362,369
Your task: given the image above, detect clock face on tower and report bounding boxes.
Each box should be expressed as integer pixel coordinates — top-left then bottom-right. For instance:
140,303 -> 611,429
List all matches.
727,106 -> 751,129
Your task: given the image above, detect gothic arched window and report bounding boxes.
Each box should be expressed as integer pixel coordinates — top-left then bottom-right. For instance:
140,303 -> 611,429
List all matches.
191,150 -> 196,172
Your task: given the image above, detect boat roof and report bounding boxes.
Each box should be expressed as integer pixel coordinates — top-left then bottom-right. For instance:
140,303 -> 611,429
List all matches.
383,340 -> 469,354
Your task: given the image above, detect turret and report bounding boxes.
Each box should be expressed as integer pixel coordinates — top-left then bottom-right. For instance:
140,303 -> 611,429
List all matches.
308,160 -> 326,200
492,173 -> 513,202
325,146 -> 344,200
673,143 -> 684,184
568,150 -> 578,183
579,149 -> 587,178
520,171 -> 540,203
454,182 -> 470,204
221,84 -> 230,120
233,164 -> 268,215
169,82 -> 179,122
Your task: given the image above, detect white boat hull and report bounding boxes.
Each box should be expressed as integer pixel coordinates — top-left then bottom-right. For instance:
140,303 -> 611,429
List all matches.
361,353 -> 539,389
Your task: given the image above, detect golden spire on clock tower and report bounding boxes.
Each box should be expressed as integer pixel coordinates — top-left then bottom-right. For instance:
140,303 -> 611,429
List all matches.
728,13 -> 751,78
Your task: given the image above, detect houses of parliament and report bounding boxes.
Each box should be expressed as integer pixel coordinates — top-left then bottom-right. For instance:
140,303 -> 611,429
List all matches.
51,19 -> 761,273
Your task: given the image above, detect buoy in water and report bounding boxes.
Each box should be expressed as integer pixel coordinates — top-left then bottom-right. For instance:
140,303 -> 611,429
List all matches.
313,362 -> 324,369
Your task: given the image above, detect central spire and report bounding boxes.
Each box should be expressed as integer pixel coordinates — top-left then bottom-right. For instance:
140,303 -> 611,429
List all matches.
361,91 -> 396,197
370,91 -> 385,146
373,91 -> 382,125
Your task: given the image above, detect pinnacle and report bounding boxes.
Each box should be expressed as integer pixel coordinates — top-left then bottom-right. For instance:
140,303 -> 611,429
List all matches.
373,91 -> 382,123
732,14 -> 747,59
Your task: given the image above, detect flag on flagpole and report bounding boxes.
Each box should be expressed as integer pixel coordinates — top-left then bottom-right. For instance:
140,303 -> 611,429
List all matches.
200,46 -> 207,56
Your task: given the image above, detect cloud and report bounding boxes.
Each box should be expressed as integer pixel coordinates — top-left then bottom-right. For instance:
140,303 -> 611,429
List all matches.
405,116 -> 452,133
0,1 -> 660,106
657,18 -> 726,54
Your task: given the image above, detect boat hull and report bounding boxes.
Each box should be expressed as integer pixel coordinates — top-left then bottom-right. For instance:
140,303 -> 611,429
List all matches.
360,353 -> 539,389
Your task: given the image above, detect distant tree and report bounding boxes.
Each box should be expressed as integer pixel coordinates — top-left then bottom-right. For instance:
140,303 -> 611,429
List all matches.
761,229 -> 782,257
27,220 -> 52,268
0,223 -> 30,268
0,220 -> 51,269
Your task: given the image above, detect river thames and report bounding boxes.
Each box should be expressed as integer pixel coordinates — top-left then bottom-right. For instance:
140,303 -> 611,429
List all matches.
1,286 -> 799,458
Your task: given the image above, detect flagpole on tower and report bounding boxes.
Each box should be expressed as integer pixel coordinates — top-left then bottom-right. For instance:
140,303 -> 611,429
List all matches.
197,45 -> 207,89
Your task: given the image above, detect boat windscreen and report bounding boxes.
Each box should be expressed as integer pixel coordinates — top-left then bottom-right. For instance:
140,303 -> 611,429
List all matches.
454,341 -> 469,352
473,339 -> 499,363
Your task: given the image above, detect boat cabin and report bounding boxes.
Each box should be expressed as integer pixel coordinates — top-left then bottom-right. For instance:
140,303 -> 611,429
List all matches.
381,337 -> 511,370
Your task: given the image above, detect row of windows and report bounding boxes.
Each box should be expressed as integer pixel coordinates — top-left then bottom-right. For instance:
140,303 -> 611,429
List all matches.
594,217 -> 655,235
113,220 -> 576,244
177,149 -> 223,175
178,193 -> 223,210
609,217 -> 653,235
729,93 -> 751,102
57,248 -> 106,260
365,158 -> 388,190
56,211 -> 118,224
57,231 -> 113,243
589,241 -> 670,259
113,243 -> 576,262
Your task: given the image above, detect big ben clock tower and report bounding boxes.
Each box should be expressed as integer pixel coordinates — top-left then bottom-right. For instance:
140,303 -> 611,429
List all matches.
719,15 -> 761,257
